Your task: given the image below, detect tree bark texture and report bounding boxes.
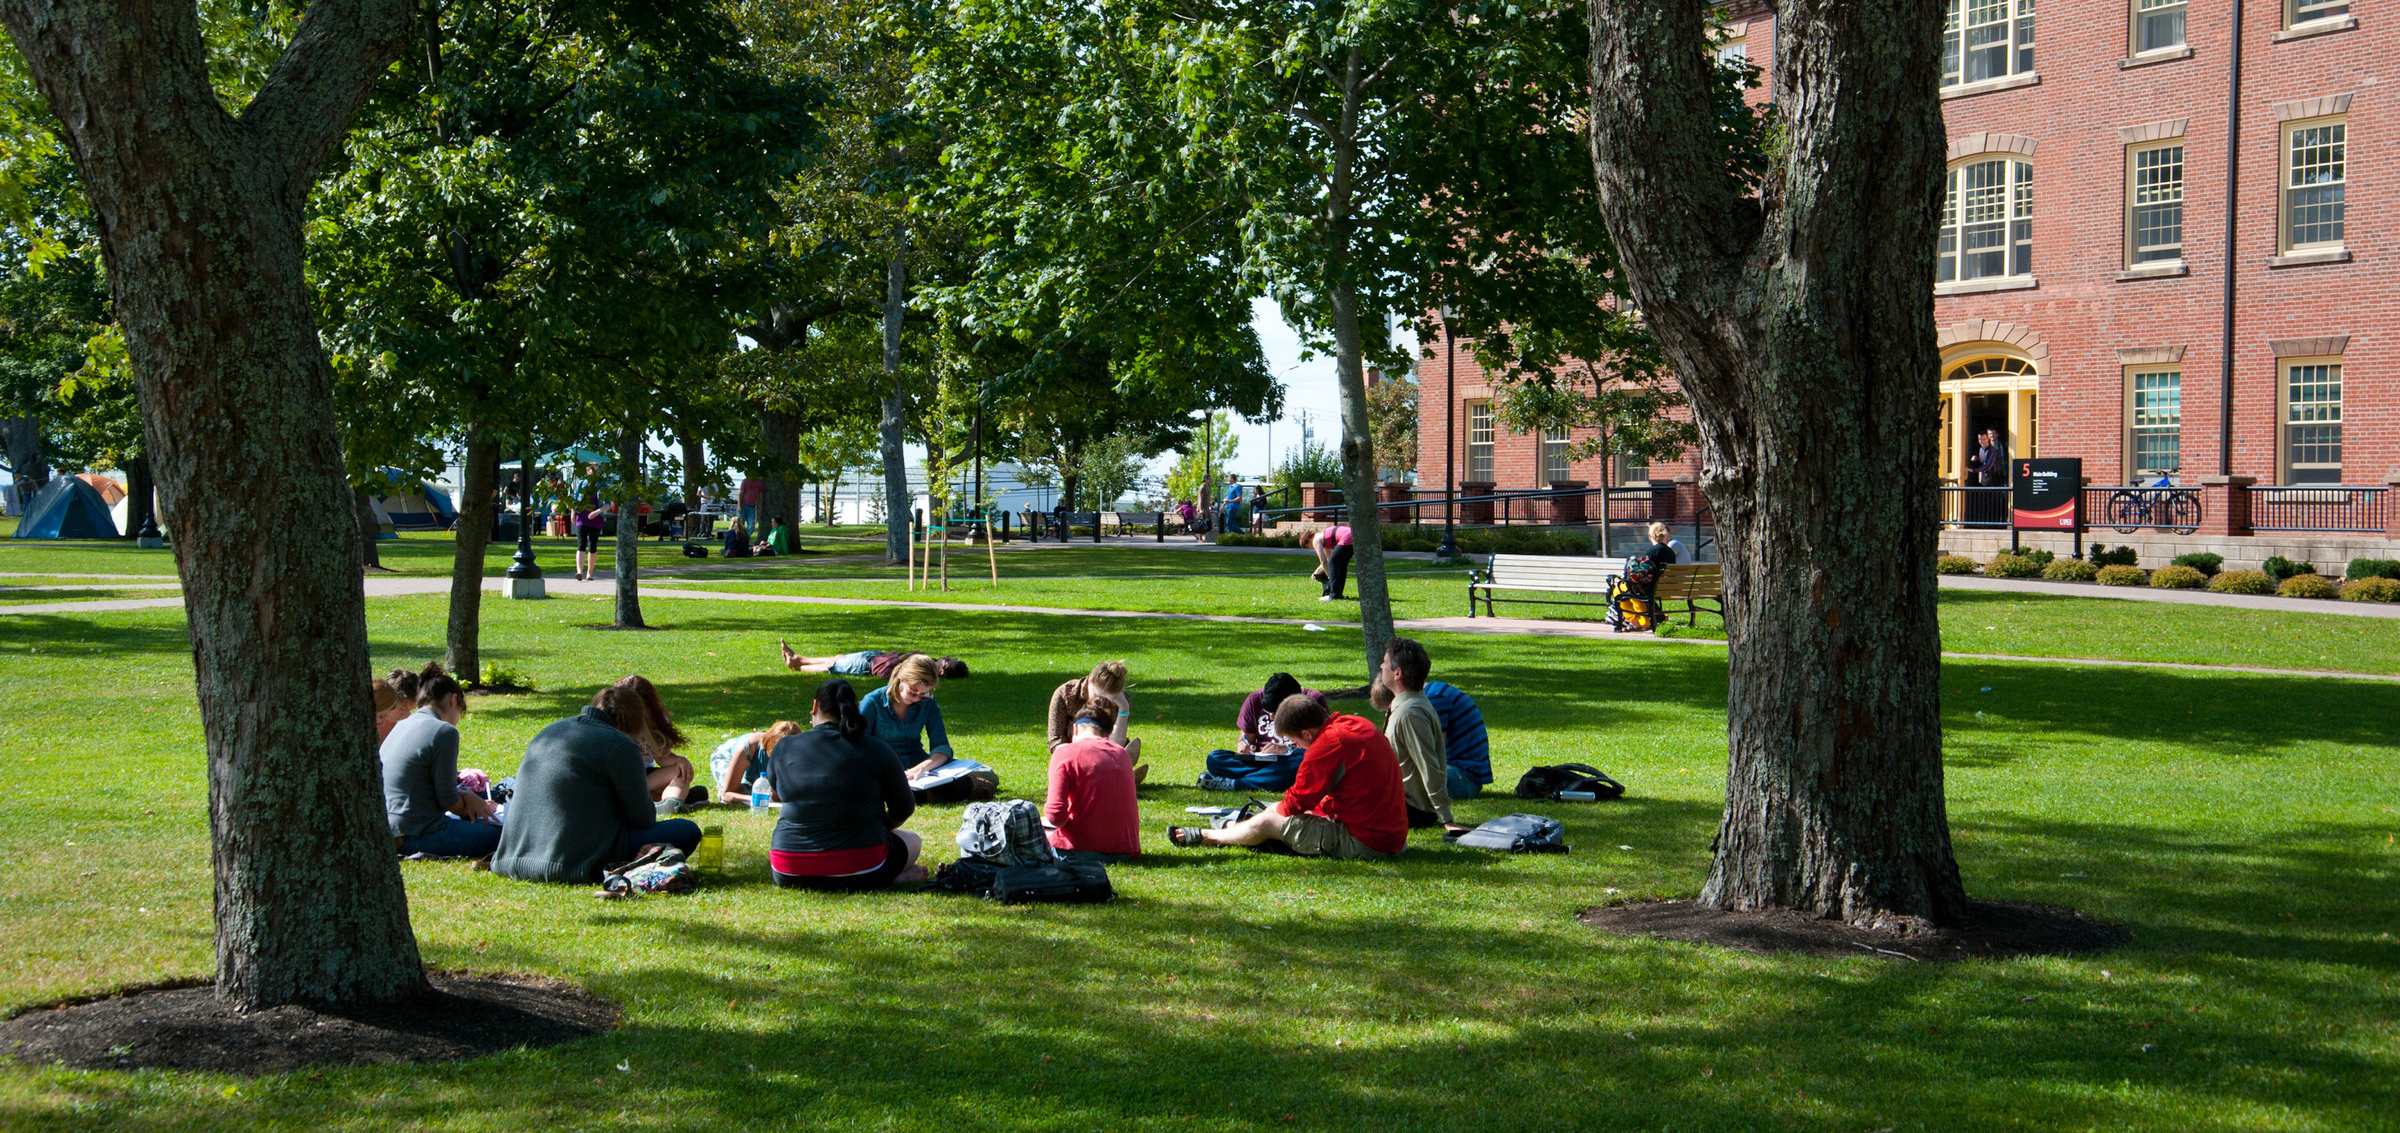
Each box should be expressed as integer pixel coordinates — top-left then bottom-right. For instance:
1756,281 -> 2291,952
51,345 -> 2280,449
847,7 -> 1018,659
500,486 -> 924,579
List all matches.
1,415 -> 48,497
353,486 -> 382,570
1586,0 -> 1967,928
444,426 -> 497,679
613,421 -> 643,628
757,407 -> 800,532
878,239 -> 910,563
676,425 -> 705,508
0,0 -> 427,1004
1326,47 -> 1395,678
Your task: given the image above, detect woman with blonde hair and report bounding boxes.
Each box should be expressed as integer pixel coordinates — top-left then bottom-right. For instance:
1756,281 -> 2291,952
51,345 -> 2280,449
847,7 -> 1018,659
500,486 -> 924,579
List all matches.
1045,659 -> 1145,782
857,652 -> 956,778
1643,521 -> 1681,566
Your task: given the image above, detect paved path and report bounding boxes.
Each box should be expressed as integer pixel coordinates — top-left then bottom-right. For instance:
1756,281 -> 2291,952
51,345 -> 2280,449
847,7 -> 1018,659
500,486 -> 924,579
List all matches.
8,574 -> 2395,682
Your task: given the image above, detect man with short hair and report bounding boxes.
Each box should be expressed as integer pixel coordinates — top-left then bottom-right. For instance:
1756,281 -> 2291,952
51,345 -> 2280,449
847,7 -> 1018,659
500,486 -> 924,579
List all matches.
1166,694 -> 1405,859
1379,637 -> 1470,836
1045,696 -> 1140,863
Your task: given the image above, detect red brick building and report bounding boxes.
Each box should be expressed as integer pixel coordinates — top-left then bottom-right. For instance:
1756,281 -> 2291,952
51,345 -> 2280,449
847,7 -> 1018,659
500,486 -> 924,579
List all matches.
1417,0 -> 2392,546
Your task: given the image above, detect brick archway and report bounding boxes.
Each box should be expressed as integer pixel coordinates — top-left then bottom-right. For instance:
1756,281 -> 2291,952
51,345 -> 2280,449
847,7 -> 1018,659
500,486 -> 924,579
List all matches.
1938,319 -> 2049,376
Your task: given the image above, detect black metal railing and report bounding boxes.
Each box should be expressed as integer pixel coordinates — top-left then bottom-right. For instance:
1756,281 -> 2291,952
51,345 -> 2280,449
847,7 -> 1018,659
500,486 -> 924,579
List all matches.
2250,485 -> 2387,532
1253,483 -> 1686,529
1937,486 -> 2011,528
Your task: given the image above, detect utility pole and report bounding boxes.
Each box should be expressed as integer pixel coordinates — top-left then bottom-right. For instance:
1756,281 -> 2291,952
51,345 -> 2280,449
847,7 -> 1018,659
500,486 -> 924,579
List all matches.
1437,308 -> 1458,561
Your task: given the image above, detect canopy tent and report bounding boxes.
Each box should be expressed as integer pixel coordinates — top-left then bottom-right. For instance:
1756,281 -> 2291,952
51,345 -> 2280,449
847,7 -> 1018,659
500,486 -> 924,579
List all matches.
14,475 -> 119,538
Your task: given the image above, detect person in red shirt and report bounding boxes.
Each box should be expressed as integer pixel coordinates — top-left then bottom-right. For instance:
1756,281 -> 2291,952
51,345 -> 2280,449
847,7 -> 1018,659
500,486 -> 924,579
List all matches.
1045,696 -> 1140,863
1166,695 -> 1405,859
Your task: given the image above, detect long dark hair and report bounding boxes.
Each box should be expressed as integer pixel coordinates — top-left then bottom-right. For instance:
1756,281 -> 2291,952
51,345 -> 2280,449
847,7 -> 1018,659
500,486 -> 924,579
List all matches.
415,661 -> 464,712
815,678 -> 867,743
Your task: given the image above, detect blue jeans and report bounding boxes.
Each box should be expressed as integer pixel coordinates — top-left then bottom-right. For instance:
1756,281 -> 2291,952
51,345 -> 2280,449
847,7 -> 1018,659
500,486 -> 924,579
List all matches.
1447,765 -> 1482,801
398,815 -> 502,859
740,504 -> 757,527
615,818 -> 702,863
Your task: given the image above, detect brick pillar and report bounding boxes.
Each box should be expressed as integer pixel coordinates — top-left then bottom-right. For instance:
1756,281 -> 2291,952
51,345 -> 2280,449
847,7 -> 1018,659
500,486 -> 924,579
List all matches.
1378,481 -> 1415,526
2197,475 -> 2255,538
1301,482 -> 1337,521
1545,480 -> 1588,524
2386,472 -> 2400,540
1459,481 -> 1496,525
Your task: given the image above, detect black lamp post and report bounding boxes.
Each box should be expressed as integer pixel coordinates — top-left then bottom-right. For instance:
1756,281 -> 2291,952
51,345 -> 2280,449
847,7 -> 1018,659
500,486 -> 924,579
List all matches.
506,447 -> 545,598
1436,306 -> 1459,562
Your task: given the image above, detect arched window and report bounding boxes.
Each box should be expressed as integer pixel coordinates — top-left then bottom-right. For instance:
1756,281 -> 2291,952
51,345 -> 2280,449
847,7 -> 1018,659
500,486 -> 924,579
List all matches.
1945,356 -> 2036,382
1939,160 -> 2032,283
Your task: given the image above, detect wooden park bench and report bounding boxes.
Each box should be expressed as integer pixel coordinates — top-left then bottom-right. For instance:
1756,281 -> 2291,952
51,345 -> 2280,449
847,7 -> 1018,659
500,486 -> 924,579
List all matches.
1467,554 -> 1626,617
1650,563 -> 1724,627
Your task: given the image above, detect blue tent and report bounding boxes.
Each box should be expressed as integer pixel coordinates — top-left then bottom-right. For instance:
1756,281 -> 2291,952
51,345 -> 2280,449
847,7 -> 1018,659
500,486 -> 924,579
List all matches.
371,469 -> 459,531
14,476 -> 120,539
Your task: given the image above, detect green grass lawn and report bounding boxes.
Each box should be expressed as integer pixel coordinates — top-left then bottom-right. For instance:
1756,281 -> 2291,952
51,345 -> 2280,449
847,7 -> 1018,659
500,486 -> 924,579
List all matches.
1,595 -> 2394,1131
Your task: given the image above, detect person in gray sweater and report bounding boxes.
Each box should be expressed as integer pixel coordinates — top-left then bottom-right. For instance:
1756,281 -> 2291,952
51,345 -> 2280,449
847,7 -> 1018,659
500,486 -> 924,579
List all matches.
381,664 -> 500,859
493,686 -> 701,883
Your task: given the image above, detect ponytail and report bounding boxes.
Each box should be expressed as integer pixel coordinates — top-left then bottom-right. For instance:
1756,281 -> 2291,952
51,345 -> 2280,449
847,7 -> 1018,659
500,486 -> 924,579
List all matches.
815,678 -> 868,744
416,661 -> 464,712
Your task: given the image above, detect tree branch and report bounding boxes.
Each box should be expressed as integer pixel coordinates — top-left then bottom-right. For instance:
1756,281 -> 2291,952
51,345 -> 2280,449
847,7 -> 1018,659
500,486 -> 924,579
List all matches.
240,0 -> 418,188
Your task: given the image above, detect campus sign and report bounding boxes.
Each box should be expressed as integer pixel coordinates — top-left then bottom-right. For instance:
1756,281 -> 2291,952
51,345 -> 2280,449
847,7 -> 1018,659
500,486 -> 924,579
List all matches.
2011,457 -> 2081,531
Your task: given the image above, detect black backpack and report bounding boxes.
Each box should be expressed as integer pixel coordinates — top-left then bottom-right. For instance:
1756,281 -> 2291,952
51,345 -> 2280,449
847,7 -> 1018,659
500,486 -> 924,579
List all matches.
682,541 -> 709,558
930,859 -> 1002,896
1453,813 -> 1570,853
988,860 -> 1115,904
1514,763 -> 1626,801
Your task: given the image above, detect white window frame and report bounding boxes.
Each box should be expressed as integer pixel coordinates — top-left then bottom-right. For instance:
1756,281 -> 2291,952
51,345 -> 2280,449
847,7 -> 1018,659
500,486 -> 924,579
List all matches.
2281,117 -> 2347,253
1540,426 -> 1572,485
1940,159 -> 2033,284
2288,0 -> 2351,29
2132,0 -> 2187,54
1465,401 -> 1494,482
2125,369 -> 2183,479
2279,358 -> 2343,484
2128,142 -> 2185,265
1944,0 -> 2036,88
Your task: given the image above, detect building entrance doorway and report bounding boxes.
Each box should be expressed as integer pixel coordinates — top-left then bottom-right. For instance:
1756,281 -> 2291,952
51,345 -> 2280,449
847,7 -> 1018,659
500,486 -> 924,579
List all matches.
1964,392 -> 2010,484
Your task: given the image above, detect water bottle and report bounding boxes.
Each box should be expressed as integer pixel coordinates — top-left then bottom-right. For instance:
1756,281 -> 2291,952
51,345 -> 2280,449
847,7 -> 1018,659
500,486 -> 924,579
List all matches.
750,774 -> 772,811
694,826 -> 724,876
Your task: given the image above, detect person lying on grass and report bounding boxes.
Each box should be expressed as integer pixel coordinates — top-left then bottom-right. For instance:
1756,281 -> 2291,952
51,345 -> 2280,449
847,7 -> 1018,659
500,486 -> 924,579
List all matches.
763,679 -> 929,890
381,662 -> 502,860
708,720 -> 806,801
780,642 -> 970,682
1168,696 -> 1406,860
614,674 -> 699,817
493,685 -> 702,884
858,653 -> 959,780
1046,695 -> 1140,864
1374,637 -> 1473,838
1045,659 -> 1146,782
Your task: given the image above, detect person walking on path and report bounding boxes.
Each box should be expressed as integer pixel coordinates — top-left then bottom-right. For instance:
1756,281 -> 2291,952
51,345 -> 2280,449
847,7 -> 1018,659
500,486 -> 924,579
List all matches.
571,495 -> 605,581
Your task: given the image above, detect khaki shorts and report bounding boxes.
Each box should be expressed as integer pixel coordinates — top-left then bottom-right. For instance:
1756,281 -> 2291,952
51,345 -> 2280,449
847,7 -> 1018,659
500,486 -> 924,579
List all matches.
1271,811 -> 1400,860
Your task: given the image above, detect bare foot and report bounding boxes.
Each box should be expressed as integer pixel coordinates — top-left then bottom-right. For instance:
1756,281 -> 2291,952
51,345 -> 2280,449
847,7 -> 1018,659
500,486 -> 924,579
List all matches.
780,639 -> 799,670
895,864 -> 932,884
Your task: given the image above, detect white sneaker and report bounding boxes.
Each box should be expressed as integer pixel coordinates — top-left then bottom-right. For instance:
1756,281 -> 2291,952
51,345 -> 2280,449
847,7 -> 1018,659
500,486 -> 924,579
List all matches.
1318,595 -> 1333,601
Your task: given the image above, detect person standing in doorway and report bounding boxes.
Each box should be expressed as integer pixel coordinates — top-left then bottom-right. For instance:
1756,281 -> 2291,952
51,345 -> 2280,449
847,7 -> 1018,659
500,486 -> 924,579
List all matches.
1966,428 -> 2006,523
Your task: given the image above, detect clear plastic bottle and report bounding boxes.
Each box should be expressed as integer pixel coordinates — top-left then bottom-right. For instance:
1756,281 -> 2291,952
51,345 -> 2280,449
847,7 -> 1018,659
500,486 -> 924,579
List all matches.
750,774 -> 772,811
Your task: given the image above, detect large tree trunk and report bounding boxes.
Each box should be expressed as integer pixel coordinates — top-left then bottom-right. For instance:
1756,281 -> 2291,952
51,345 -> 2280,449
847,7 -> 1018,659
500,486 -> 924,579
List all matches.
125,452 -> 155,536
613,421 -> 644,628
676,425 -> 705,509
444,425 -> 498,679
1327,47 -> 1395,676
1,0 -> 426,1006
878,238 -> 911,564
1,415 -> 49,498
1586,0 -> 1966,928
353,486 -> 383,570
758,406 -> 800,532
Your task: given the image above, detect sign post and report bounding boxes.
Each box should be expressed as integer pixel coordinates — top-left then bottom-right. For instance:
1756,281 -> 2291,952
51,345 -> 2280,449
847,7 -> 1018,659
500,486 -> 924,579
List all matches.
2010,456 -> 2083,558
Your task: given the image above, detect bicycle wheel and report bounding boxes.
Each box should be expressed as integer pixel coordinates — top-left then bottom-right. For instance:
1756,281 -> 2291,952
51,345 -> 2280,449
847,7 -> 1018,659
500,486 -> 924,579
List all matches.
2166,492 -> 2201,535
2107,491 -> 2144,534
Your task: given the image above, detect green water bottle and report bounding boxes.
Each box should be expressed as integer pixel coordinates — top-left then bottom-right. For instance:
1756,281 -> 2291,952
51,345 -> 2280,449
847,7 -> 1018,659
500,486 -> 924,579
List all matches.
695,825 -> 724,876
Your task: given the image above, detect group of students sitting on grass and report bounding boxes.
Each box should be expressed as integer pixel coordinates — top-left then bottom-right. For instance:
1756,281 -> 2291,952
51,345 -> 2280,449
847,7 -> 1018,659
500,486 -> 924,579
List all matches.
375,632 -> 1494,890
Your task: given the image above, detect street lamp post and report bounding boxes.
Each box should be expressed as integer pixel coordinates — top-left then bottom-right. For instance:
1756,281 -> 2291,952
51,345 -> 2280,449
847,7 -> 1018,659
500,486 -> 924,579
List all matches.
506,448 -> 546,599
1436,307 -> 1459,562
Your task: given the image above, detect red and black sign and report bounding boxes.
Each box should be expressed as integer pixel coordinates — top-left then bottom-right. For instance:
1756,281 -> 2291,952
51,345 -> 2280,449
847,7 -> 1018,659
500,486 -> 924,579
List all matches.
2011,457 -> 2082,530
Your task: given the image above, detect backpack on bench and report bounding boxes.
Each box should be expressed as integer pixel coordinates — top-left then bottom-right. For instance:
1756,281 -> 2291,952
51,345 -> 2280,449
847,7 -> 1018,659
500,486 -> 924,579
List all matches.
1514,763 -> 1626,801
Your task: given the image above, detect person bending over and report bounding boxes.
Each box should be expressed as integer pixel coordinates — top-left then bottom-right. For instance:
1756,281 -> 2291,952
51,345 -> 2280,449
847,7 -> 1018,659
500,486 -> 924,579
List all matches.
1378,637 -> 1470,837
1045,695 -> 1140,864
1235,672 -> 1324,756
763,679 -> 927,890
859,653 -> 957,779
1310,525 -> 1356,600
492,685 -> 702,883
614,674 -> 698,815
1167,696 -> 1405,859
1045,659 -> 1144,780
381,663 -> 502,859
780,642 -> 969,681
708,720 -> 805,801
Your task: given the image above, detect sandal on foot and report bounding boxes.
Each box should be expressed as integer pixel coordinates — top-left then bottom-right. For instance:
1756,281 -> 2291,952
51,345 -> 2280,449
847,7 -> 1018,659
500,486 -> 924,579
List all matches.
1166,825 -> 1207,848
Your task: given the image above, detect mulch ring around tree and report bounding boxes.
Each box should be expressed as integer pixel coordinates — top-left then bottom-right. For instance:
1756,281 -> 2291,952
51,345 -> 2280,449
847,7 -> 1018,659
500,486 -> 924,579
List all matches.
1581,899 -> 2130,962
0,971 -> 616,1074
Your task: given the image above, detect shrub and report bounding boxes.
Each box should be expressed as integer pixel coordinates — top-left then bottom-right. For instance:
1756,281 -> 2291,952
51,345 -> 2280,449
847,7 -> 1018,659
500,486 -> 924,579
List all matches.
1936,554 -> 1979,575
2340,576 -> 2400,602
2279,573 -> 2339,599
2206,569 -> 2274,595
2170,552 -> 2223,577
1983,553 -> 2041,579
2024,548 -> 2056,567
2344,557 -> 2400,581
2089,544 -> 2140,567
2041,558 -> 2098,582
2150,564 -> 2208,589
2096,565 -> 2148,586
2261,555 -> 2317,582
